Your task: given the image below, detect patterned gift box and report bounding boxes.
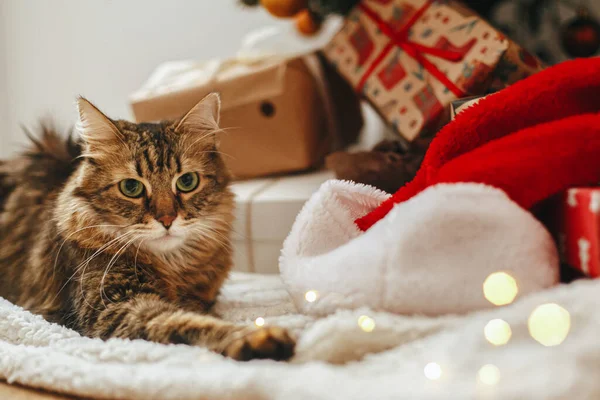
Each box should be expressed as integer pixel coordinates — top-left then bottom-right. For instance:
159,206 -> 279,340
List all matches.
545,188 -> 600,278
323,0 -> 544,142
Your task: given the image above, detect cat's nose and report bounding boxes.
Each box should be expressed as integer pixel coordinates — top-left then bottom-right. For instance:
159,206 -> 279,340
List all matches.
157,214 -> 176,229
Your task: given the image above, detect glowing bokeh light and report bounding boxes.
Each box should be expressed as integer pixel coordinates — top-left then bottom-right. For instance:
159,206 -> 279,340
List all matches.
358,315 -> 376,332
484,319 -> 512,346
424,362 -> 442,380
254,317 -> 265,327
483,272 -> 519,306
305,290 -> 318,303
528,303 -> 571,346
478,364 -> 501,385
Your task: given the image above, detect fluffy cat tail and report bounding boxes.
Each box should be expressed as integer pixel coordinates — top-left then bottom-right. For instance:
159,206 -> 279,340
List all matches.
0,122 -> 82,211
0,159 -> 15,213
22,121 -> 83,189
23,121 -> 81,165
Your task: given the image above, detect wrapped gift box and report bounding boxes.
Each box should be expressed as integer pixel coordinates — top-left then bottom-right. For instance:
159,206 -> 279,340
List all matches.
450,94 -> 489,119
231,170 -> 334,274
130,54 -> 362,179
323,0 -> 544,143
544,188 -> 600,278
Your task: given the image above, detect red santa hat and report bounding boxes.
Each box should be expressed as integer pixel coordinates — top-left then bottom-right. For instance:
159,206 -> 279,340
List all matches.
280,57 -> 600,317
356,57 -> 600,231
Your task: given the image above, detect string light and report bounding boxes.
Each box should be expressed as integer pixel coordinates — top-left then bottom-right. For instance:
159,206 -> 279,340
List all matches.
358,315 -> 376,332
483,272 -> 519,306
424,362 -> 442,380
528,303 -> 571,346
484,319 -> 512,346
305,290 -> 318,303
254,317 -> 265,327
478,364 -> 501,385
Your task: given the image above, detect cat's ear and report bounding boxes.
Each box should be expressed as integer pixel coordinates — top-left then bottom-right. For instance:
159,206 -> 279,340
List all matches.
76,97 -> 123,151
175,93 -> 221,133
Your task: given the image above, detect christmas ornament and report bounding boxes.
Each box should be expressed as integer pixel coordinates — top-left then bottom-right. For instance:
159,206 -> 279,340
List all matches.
560,7 -> 600,57
295,8 -> 322,35
486,0 -> 600,64
260,0 -> 308,18
239,0 -> 360,35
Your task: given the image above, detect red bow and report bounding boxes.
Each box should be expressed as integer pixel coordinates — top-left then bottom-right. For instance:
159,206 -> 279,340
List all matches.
357,1 -> 468,97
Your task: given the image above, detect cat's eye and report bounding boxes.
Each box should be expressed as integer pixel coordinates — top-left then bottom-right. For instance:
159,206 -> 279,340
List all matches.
119,179 -> 145,198
176,172 -> 200,193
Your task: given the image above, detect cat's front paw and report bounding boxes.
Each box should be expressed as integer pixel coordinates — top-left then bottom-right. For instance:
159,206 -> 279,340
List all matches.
224,327 -> 296,362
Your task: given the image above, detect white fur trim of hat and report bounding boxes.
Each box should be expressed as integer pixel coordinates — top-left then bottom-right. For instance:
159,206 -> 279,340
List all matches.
279,180 -> 559,316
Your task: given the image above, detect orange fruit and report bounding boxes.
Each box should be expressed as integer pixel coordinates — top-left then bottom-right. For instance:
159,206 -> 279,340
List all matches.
295,9 -> 322,36
260,0 -> 308,18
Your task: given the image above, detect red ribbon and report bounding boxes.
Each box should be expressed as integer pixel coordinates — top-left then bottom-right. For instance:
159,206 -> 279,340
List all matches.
357,1 -> 467,97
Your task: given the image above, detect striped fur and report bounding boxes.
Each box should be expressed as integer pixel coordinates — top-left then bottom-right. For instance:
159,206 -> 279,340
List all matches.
0,96 -> 295,361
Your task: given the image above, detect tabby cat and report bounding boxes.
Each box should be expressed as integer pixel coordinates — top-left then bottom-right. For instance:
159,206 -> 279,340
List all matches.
0,94 -> 295,361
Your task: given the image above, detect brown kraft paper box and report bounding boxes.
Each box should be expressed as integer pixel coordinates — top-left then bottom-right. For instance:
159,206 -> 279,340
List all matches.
130,54 -> 363,180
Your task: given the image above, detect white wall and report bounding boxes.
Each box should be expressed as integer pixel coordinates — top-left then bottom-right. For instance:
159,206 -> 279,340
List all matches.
0,0 -> 289,157
0,3 -> 9,149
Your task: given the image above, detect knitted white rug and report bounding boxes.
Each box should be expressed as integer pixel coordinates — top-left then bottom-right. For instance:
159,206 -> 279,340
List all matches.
1,272 -> 599,400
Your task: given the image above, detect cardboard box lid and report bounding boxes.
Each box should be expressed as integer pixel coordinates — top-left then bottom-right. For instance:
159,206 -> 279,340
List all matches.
130,56 -> 299,120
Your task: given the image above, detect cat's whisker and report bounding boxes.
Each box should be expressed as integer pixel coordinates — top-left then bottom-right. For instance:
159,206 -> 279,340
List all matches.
78,231 -> 138,312
52,230 -> 136,307
200,216 -> 235,229
190,225 -> 232,251
72,231 -> 137,279
181,127 -> 237,159
184,128 -> 222,151
70,233 -> 135,281
199,219 -> 243,238
133,237 -> 150,284
200,150 -> 236,161
202,228 -> 231,245
201,216 -> 235,227
195,221 -> 231,238
52,224 -> 128,282
99,235 -> 141,308
52,233 -> 130,304
195,225 -> 231,243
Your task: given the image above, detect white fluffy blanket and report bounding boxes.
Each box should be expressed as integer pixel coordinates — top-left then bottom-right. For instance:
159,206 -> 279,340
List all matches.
1,272 -> 598,399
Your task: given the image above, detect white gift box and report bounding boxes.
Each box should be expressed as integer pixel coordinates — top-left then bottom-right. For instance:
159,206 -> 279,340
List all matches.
230,170 -> 334,274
